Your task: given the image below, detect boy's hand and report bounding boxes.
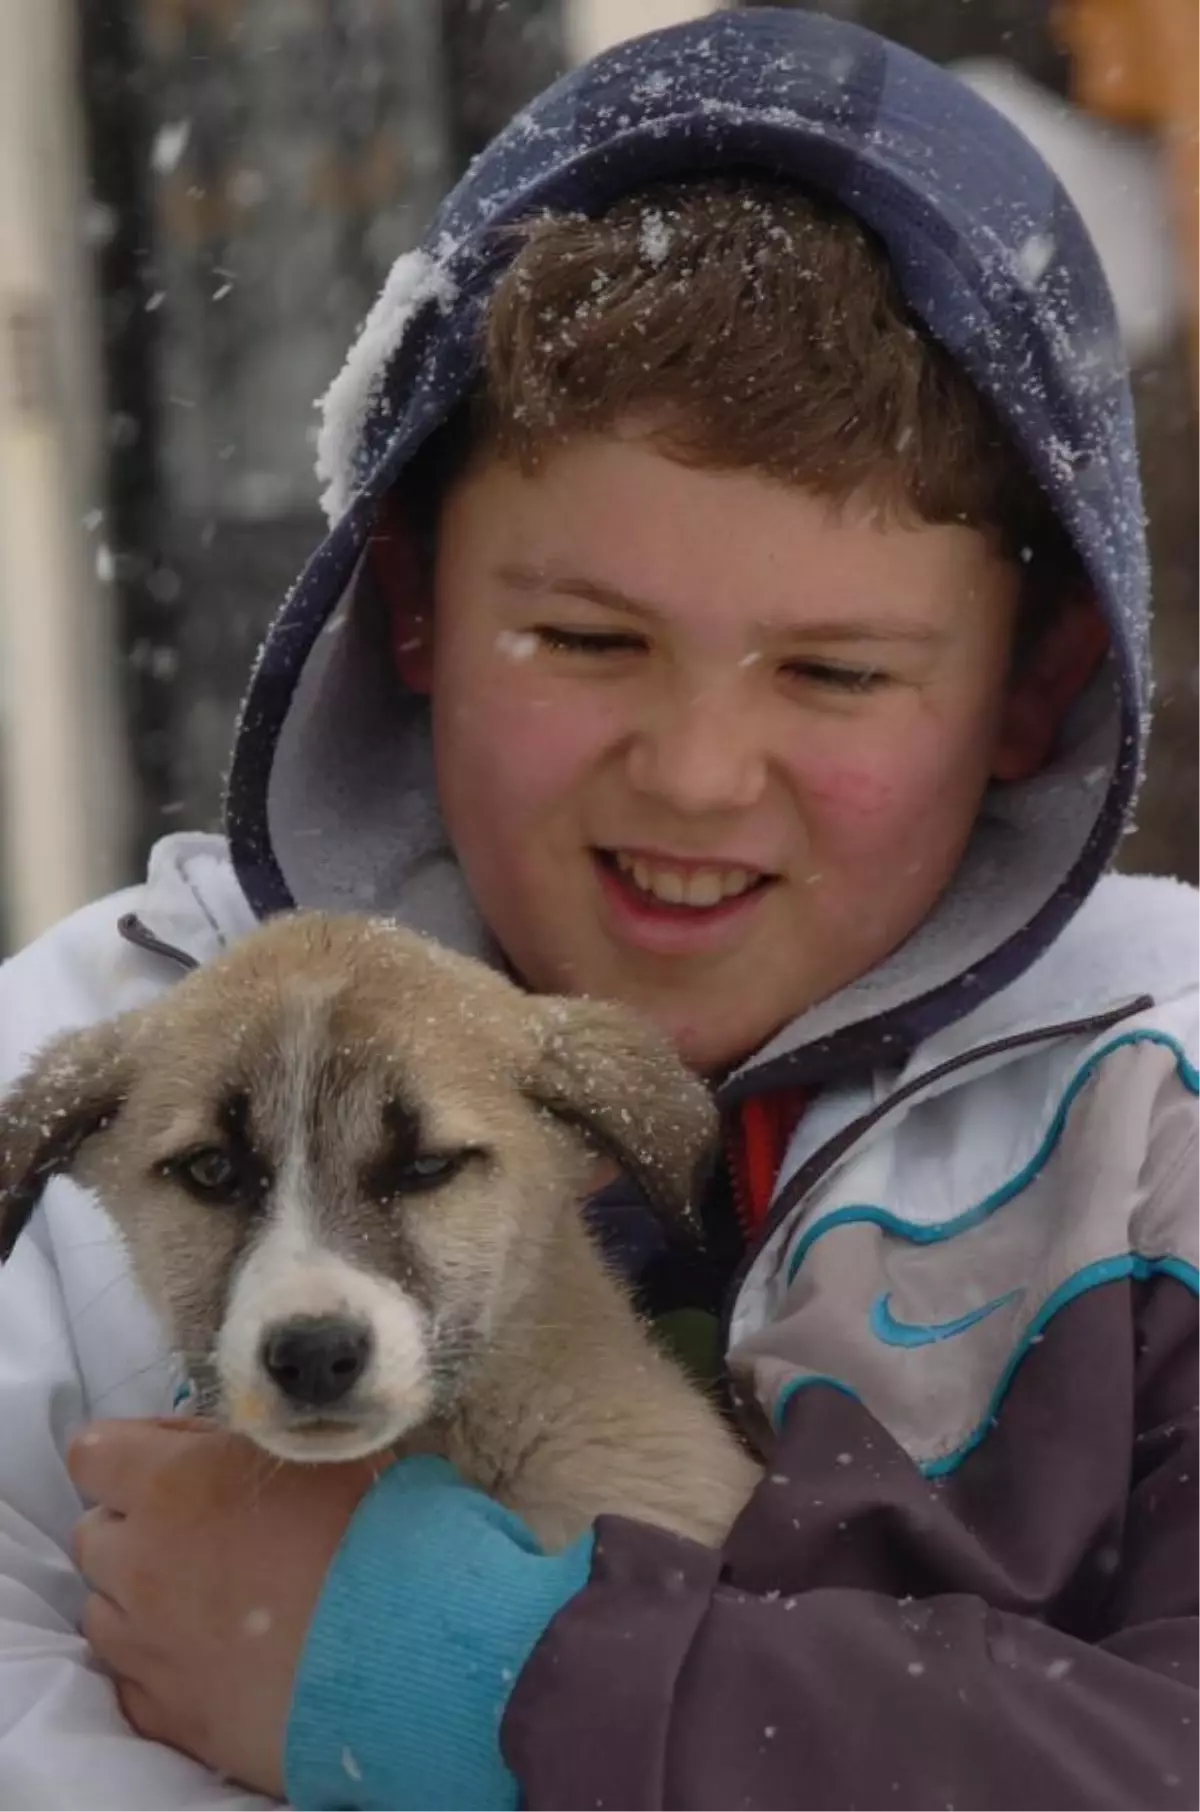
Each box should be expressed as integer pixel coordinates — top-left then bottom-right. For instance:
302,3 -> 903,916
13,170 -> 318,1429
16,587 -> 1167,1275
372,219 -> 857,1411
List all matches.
67,1418 -> 380,1798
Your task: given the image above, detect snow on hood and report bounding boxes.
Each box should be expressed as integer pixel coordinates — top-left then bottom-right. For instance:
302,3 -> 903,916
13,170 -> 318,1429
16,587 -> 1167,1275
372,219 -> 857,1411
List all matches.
315,245 -> 459,525
225,6 -> 1149,1089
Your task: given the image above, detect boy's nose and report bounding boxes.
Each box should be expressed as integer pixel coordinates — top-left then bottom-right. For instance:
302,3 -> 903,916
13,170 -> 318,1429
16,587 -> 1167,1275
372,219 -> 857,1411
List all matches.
626,689 -> 768,814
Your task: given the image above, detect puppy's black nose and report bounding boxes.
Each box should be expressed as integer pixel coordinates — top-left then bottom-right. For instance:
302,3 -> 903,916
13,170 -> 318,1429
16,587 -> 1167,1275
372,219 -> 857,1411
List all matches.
260,1317 -> 372,1408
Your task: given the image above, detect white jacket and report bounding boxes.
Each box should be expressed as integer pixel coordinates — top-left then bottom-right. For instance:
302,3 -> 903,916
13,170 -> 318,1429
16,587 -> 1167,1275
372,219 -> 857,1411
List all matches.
0,832 -> 1195,1808
0,839 -> 265,1810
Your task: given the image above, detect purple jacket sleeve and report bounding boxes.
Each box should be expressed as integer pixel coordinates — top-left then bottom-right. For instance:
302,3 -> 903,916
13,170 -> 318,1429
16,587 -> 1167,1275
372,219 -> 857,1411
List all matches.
502,1276 -> 1198,1810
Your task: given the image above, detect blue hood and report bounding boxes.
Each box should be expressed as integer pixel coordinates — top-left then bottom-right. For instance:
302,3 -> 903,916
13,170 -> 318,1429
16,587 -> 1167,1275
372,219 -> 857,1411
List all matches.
226,5 -> 1147,1090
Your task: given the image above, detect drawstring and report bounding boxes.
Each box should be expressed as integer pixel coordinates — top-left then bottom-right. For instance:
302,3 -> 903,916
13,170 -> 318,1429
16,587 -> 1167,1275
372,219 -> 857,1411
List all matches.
116,912 -> 200,972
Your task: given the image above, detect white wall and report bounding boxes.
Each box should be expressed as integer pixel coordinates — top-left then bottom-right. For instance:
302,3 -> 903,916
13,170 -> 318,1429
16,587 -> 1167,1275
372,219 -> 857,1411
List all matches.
0,0 -> 130,946
567,0 -> 719,64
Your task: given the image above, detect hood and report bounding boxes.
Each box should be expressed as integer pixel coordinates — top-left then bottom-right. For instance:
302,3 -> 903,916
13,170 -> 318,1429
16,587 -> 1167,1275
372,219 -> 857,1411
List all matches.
225,5 -> 1148,1092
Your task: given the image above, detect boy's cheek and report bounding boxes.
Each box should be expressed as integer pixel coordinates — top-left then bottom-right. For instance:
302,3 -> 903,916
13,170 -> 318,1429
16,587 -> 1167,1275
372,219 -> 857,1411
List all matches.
794,735 -> 931,842
802,694 -> 993,810
799,758 -> 901,824
442,680 -> 618,792
797,737 -> 983,871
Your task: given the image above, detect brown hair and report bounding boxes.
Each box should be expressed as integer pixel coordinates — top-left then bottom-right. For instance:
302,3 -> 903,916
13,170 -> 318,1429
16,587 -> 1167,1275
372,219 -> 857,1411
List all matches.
404,177 -> 1079,639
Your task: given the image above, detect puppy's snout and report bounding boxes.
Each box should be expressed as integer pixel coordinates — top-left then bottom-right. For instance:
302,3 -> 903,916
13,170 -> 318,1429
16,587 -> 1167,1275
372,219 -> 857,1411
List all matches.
259,1316 -> 372,1409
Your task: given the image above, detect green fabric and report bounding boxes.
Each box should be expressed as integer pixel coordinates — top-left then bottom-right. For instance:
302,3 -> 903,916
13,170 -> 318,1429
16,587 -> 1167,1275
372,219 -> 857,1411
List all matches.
654,1306 -> 723,1386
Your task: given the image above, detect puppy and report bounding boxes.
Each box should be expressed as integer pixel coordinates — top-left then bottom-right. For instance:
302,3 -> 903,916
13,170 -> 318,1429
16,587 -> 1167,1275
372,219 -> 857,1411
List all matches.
0,913 -> 759,1549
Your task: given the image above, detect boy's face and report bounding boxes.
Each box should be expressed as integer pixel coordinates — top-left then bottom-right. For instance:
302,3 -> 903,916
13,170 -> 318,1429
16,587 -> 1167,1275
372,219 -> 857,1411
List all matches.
422,431 -> 1033,1072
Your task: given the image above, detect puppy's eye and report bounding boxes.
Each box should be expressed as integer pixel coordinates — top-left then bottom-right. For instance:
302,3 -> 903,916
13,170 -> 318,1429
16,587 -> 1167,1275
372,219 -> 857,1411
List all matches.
367,1145 -> 483,1203
398,1151 -> 471,1192
171,1146 -> 242,1201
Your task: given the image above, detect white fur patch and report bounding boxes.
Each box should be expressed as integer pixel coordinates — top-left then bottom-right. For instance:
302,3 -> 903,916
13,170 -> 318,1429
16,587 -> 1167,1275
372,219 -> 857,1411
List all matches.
218,1190 -> 433,1462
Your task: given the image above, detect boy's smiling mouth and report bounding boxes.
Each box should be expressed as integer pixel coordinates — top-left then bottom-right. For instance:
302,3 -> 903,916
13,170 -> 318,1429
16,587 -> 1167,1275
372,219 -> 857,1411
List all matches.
592,848 -> 777,953
609,849 -> 764,908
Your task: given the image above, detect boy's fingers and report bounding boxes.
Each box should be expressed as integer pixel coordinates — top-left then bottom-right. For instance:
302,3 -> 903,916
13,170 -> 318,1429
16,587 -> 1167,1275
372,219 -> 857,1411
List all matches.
72,1504 -> 126,1592
66,1417 -> 212,1507
82,1588 -> 144,1685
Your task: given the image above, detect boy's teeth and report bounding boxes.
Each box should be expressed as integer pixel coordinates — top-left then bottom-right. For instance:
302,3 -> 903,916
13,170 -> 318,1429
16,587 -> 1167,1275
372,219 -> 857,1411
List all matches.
614,853 -> 756,907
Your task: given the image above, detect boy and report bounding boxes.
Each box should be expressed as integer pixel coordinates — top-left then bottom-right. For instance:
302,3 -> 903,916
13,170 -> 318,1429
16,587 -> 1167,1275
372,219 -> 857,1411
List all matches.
1,9 -> 1195,1809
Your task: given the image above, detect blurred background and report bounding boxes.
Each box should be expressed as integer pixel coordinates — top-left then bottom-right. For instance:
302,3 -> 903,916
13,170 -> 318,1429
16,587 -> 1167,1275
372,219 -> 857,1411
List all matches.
0,0 -> 1195,952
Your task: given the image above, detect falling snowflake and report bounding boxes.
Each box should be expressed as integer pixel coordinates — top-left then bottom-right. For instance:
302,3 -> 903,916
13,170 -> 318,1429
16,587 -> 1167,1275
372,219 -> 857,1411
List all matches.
151,120 -> 191,176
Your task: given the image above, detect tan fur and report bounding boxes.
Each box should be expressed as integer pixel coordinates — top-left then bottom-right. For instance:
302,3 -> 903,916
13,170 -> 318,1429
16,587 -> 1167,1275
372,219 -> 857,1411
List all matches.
0,914 -> 759,1548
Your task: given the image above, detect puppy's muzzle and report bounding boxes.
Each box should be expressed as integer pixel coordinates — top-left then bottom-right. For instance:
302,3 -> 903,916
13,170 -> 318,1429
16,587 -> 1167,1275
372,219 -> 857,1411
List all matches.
259,1315 -> 372,1410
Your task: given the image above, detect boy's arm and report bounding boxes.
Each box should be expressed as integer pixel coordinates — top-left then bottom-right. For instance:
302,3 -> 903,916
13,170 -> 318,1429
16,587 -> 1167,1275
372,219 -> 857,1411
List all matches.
284,1274 -> 1196,1811
507,1273 -> 1197,1812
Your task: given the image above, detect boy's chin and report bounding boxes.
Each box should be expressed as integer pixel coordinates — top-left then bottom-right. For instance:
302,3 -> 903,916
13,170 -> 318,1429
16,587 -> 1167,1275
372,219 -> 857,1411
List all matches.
515,904 -> 817,1070
635,990 -> 804,1076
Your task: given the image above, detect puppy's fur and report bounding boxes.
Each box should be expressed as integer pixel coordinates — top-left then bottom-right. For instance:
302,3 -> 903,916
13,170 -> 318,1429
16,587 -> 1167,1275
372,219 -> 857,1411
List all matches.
0,914 -> 759,1548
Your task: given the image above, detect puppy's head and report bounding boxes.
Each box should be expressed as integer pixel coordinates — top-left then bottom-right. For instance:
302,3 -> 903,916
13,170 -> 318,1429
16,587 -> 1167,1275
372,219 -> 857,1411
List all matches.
0,914 -> 715,1462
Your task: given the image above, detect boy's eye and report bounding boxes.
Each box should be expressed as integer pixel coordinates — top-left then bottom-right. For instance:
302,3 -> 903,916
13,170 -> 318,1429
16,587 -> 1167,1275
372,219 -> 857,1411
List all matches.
784,660 -> 889,693
532,625 -> 646,656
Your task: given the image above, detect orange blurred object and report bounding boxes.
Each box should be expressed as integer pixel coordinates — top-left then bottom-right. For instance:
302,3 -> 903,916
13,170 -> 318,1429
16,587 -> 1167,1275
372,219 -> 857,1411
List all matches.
1055,0 -> 1198,381
1056,0 -> 1191,125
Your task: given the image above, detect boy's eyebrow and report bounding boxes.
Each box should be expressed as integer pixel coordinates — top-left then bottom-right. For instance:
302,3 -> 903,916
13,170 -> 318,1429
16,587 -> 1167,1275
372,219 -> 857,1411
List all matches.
495,562 -> 950,646
497,563 -> 659,614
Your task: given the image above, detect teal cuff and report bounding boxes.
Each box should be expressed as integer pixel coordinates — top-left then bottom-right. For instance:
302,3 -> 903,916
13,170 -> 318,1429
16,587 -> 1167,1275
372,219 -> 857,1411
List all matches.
284,1455 -> 595,1811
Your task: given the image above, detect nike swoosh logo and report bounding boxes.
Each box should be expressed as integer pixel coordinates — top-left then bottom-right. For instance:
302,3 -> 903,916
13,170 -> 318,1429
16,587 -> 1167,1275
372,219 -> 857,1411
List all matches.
869,1287 -> 1023,1348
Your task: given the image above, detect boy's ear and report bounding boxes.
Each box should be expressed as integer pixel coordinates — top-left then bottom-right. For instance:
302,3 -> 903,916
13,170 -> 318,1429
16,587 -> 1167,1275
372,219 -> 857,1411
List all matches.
991,593 -> 1110,783
369,494 -> 434,694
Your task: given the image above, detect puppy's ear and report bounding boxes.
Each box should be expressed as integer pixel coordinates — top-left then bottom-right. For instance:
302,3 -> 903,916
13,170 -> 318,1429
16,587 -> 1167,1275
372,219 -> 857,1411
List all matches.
527,998 -> 717,1217
0,1020 -> 132,1262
